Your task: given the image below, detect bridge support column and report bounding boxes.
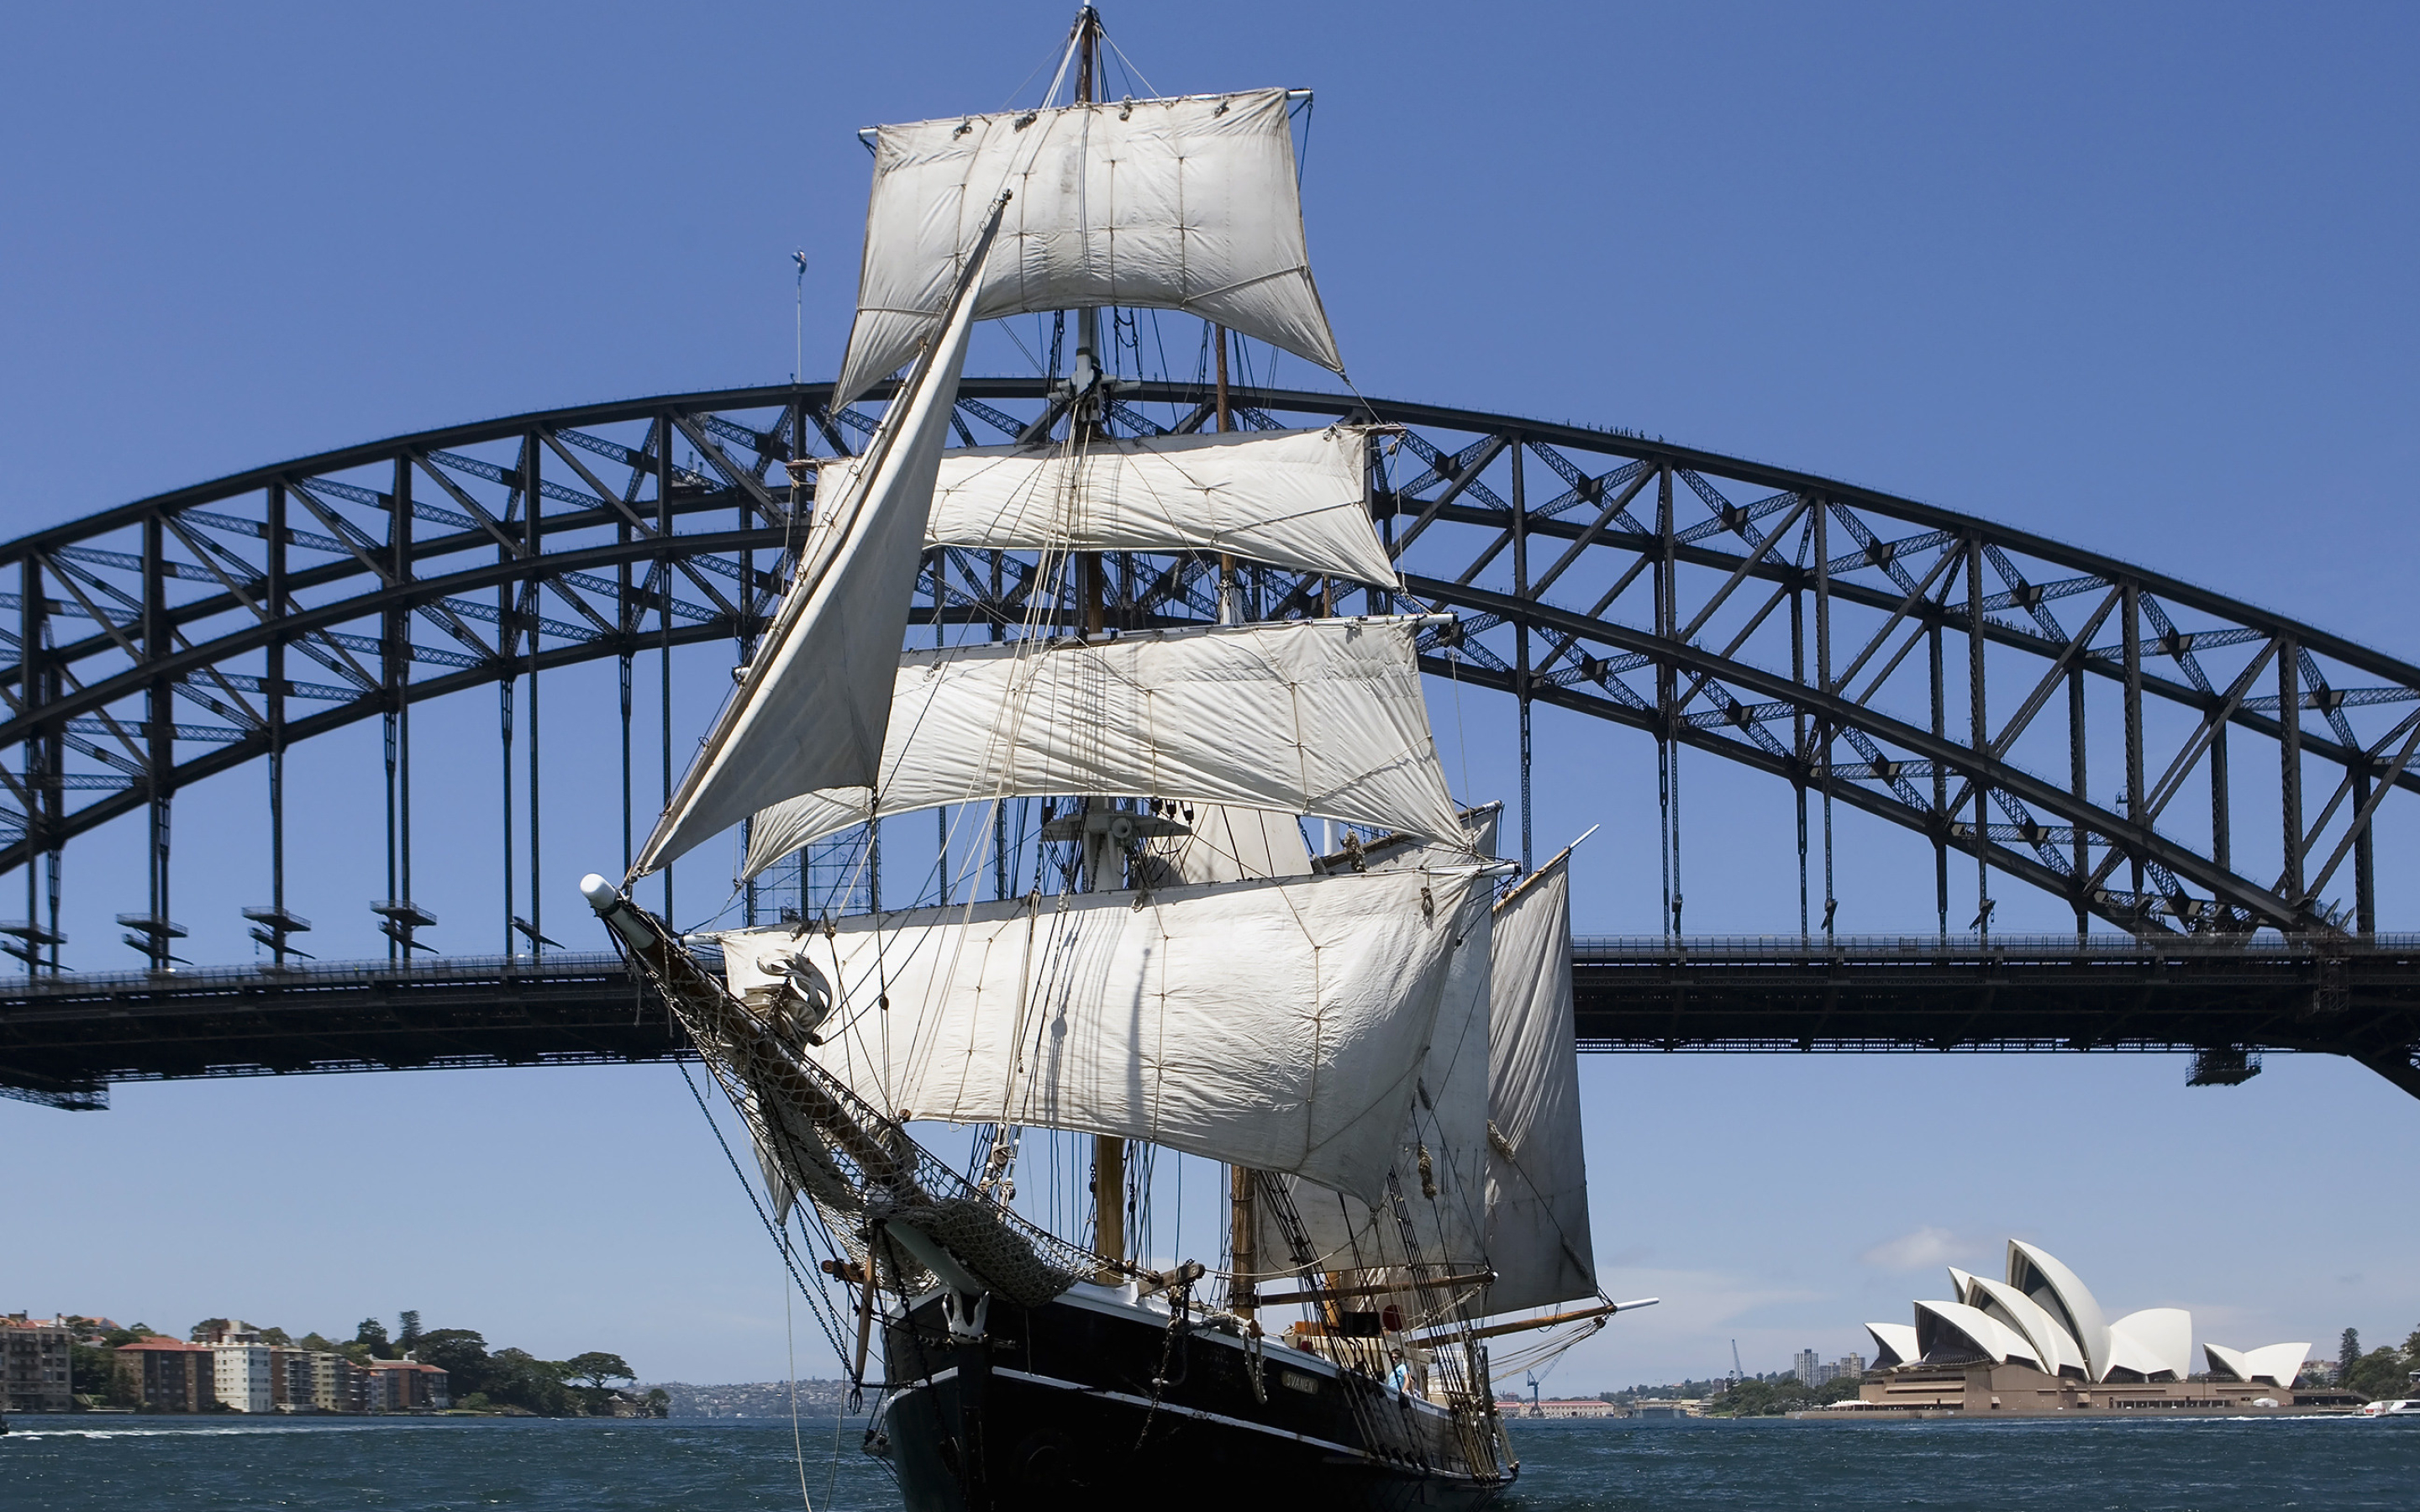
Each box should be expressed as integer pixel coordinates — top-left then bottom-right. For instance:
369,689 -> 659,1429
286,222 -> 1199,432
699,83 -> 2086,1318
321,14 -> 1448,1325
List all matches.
2123,584 -> 2144,903
1792,586 -> 1808,940
1966,534 -> 1990,942
658,415 -> 675,927
1816,497 -> 1835,941
144,512 -> 176,973
1513,437 -> 1532,873
2280,638 -> 2303,909
1933,621 -> 1949,940
527,430 -> 544,960
2356,768 -> 2375,935
2068,662 -> 2087,937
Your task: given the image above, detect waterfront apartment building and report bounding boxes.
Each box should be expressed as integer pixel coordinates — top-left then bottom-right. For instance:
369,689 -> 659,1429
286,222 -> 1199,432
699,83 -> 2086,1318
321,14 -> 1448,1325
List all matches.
1794,1349 -> 1821,1388
366,1357 -> 451,1411
308,1351 -> 369,1413
98,1318 -> 450,1415
114,1337 -> 218,1412
213,1341 -> 276,1414
2,1315 -> 75,1413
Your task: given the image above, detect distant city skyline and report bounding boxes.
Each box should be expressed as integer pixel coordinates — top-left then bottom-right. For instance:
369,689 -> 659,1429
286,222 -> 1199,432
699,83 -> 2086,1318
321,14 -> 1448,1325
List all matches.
3,0 -> 2416,1389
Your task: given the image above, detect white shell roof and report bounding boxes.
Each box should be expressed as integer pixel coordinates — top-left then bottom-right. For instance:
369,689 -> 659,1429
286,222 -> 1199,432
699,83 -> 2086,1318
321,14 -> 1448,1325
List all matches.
1914,1299 -> 2044,1371
2205,1341 -> 2312,1388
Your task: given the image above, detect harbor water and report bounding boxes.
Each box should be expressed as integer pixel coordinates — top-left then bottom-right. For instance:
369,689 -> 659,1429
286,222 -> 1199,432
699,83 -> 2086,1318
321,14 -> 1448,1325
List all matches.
1,1413 -> 2411,1510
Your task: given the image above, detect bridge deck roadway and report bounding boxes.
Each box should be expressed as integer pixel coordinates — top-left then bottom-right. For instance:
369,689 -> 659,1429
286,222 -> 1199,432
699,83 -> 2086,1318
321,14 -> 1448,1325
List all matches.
3,937 -> 2416,1110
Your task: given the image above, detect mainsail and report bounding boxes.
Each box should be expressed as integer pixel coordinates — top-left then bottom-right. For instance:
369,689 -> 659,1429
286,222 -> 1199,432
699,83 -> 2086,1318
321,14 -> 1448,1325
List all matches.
815,427 -> 1399,585
717,868 -> 1494,1204
740,617 -> 1465,881
634,203 -> 1002,875
1478,850 -> 1597,1315
835,88 -> 1341,405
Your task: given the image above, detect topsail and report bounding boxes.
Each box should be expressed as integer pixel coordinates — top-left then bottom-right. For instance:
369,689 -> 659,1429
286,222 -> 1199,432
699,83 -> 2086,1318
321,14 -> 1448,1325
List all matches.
740,617 -> 1465,881
634,204 -> 1002,875
816,426 -> 1399,585
836,88 -> 1341,405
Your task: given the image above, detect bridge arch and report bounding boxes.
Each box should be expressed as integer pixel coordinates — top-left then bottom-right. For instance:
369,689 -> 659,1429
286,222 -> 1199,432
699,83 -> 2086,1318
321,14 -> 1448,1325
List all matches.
3,378 -> 2415,965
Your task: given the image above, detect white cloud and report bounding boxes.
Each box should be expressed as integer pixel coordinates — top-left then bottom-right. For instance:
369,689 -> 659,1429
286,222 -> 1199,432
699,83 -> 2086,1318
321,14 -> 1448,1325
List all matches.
1860,1226 -> 1978,1273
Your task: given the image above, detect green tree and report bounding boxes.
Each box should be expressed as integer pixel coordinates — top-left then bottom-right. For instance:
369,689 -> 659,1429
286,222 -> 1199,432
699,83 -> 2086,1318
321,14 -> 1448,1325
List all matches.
642,1388 -> 671,1419
71,1342 -> 118,1398
297,1333 -> 343,1356
413,1330 -> 493,1397
257,1326 -> 292,1347
397,1311 -> 423,1351
483,1348 -> 569,1416
2344,1347 -> 2408,1400
2338,1327 -> 2360,1381
190,1318 -> 231,1343
561,1352 -> 635,1391
355,1318 -> 394,1359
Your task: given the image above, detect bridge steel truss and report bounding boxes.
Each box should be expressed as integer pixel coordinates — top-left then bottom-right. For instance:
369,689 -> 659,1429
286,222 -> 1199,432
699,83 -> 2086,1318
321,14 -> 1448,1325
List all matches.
3,379 -> 2417,1095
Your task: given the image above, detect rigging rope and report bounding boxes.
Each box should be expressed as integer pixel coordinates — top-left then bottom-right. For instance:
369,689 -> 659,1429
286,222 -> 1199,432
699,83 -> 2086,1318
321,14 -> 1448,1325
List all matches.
783,1227 -> 814,1512
675,1058 -> 851,1364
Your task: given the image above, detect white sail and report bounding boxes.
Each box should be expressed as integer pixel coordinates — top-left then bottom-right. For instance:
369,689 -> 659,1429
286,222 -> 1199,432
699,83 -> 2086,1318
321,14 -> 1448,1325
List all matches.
1479,851 -> 1597,1315
1281,896 -> 1496,1275
634,214 -> 999,875
740,617 -> 1465,881
716,868 -> 1494,1204
814,428 -> 1397,585
1165,804 -> 1313,885
836,88 -> 1342,405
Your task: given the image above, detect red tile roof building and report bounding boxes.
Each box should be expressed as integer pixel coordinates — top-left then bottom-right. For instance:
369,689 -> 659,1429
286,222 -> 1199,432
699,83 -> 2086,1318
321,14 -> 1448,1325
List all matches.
113,1337 -> 216,1413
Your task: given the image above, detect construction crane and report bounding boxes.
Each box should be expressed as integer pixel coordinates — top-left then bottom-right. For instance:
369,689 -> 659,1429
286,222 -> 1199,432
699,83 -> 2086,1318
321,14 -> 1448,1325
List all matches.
1730,1340 -> 1745,1389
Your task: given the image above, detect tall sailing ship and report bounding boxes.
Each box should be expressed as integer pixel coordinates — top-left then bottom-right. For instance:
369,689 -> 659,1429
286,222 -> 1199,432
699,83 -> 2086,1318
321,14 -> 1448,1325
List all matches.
581,11 -> 1641,1508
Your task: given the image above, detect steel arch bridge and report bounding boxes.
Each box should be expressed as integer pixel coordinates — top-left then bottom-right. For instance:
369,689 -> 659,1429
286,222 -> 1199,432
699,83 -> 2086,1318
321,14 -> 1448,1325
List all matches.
4,378 -> 2419,1101
9,378 -> 2417,934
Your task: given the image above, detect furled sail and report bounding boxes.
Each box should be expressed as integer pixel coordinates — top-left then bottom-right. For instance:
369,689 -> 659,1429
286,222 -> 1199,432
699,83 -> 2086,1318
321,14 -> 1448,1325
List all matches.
1478,850 -> 1597,1316
1279,895 -> 1496,1274
634,206 -> 1003,875
835,88 -> 1342,405
740,617 -> 1465,881
814,428 -> 1397,585
715,868 -> 1494,1204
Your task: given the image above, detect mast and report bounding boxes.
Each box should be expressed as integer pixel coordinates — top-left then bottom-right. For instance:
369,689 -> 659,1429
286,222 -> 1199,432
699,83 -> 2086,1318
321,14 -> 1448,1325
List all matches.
1066,3 -> 1128,1283
1214,328 -> 1257,1316
1215,323 -> 1238,625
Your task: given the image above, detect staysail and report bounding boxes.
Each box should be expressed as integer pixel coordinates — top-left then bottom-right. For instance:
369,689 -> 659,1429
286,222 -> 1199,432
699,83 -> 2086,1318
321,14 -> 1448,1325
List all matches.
836,88 -> 1341,405
716,868 -> 1493,1204
814,428 -> 1397,585
740,617 -> 1465,880
1478,850 -> 1597,1315
634,204 -> 1003,875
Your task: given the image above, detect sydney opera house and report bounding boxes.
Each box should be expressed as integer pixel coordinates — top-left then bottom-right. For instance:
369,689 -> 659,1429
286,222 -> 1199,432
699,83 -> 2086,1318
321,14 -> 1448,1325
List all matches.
1847,1241 -> 2348,1415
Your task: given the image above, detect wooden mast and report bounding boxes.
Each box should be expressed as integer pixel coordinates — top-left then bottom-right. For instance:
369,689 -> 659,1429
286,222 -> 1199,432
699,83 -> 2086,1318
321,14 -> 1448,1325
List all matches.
1213,323 -> 1258,1317
1067,4 -> 1128,1284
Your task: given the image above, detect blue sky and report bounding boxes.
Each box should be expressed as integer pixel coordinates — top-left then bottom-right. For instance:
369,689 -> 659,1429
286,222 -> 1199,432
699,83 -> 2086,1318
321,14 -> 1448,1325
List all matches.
3,2 -> 2416,1391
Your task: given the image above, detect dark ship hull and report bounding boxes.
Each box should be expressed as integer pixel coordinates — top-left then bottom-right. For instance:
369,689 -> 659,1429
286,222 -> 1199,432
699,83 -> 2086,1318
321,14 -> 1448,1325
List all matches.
872,1284 -> 1514,1512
